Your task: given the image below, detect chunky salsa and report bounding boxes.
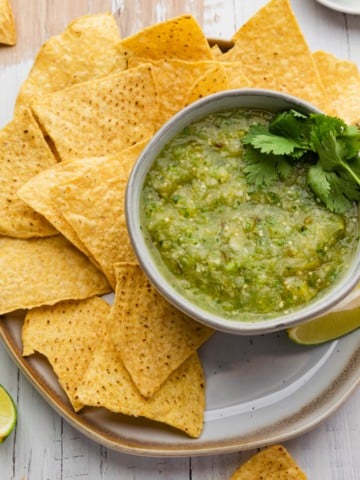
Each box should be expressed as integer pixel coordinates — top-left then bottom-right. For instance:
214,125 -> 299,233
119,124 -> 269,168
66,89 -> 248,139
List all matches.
141,109 -> 358,320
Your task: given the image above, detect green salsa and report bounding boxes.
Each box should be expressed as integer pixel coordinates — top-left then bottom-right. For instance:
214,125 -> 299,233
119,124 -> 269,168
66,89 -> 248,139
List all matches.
141,109 -> 359,320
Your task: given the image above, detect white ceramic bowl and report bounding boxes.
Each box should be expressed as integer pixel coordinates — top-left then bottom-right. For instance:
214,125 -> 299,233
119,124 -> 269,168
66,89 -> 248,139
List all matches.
126,89 -> 360,334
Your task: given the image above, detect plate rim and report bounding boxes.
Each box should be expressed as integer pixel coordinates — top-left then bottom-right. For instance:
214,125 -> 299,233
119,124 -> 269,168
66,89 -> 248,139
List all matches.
316,0 -> 360,15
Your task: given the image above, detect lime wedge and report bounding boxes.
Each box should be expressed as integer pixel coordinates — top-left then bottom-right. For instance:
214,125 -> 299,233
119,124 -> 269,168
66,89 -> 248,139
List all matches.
0,385 -> 17,443
288,285 -> 360,345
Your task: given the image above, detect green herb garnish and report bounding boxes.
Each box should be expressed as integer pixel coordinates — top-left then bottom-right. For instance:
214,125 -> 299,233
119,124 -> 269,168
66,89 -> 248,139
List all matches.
242,109 -> 360,213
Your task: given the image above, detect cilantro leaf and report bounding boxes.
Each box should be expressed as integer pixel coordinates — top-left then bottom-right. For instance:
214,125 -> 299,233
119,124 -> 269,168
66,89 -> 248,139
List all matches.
241,108 -> 360,213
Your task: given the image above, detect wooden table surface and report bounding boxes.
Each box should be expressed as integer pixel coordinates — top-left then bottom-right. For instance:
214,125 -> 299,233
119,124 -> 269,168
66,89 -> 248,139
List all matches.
1,0 -> 360,478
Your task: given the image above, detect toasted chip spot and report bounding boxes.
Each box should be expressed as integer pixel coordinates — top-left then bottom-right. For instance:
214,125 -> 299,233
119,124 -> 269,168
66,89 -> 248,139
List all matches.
0,235 -> 110,315
229,444 -> 307,479
22,297 -> 110,411
76,334 -> 206,438
0,0 -> 16,46
109,263 -> 213,397
0,108 -> 58,238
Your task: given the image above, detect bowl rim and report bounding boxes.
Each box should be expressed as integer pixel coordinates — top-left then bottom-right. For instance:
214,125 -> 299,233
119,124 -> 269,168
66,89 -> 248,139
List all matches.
126,88 -> 360,334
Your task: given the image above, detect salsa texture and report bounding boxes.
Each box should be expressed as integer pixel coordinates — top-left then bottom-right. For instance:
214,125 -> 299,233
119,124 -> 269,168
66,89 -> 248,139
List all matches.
141,109 -> 358,320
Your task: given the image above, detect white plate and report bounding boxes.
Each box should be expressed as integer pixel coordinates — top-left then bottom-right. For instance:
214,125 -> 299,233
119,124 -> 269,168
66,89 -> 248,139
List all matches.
316,0 -> 360,15
1,312 -> 359,456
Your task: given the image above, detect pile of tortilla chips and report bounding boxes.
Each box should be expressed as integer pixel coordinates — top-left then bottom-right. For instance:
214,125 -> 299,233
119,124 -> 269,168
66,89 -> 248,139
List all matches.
1,0 -> 360,439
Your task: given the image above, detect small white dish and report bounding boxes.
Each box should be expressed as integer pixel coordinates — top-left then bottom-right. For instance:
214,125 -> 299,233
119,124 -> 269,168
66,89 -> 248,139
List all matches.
316,0 -> 360,15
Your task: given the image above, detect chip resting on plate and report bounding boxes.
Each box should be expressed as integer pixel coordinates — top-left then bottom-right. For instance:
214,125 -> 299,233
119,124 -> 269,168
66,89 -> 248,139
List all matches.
229,444 -> 307,479
118,14 -> 214,61
224,0 -> 330,113
16,13 -> 124,109
0,0 -> 16,45
313,51 -> 360,125
22,297 -> 111,411
0,107 -> 58,238
31,63 -> 159,161
76,334 -> 206,438
0,235 -> 110,315
50,142 -> 149,288
108,263 -> 213,398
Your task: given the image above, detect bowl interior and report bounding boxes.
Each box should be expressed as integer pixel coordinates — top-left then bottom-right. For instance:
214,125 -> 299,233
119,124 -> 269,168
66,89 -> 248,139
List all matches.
126,89 -> 360,334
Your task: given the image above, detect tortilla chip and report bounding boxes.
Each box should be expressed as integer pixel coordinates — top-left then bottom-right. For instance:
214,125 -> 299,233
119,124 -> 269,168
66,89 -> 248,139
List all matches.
16,13 -> 124,109
17,156 -> 107,261
0,235 -> 110,315
0,107 -> 58,238
50,142 -> 148,288
313,51 -> 360,125
108,263 -> 213,398
225,0 -> 329,113
76,334 -> 206,438
31,63 -> 159,161
119,14 -> 213,61
0,0 -> 16,45
22,297 -> 110,411
229,444 -> 307,479
128,58 -> 226,127
185,64 -> 230,105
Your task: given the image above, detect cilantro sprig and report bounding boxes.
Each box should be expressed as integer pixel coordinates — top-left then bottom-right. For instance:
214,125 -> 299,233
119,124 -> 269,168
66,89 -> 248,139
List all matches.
242,109 -> 360,213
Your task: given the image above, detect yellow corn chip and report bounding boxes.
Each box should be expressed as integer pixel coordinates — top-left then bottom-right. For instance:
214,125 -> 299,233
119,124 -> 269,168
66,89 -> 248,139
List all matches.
22,297 -> 110,411
128,58 -> 226,127
17,156 -> 107,261
313,51 -> 360,125
225,0 -> 329,113
16,14 -> 124,109
76,334 -> 206,438
31,64 -> 159,161
50,142 -> 149,288
119,14 -> 213,61
185,64 -> 230,105
0,107 -> 58,238
229,444 -> 307,479
0,0 -> 16,46
0,235 -> 110,315
109,263 -> 213,398
221,61 -> 251,89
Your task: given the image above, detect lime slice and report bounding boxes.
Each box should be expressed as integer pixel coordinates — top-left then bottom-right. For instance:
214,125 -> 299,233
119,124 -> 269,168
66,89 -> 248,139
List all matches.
288,285 -> 360,345
0,385 -> 17,443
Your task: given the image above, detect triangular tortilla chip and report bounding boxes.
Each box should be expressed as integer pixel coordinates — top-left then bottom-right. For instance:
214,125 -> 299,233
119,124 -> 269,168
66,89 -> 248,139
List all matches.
18,156 -> 107,262
225,0 -> 330,113
16,13 -> 124,109
49,142 -> 149,288
119,14 -> 213,61
229,444 -> 307,479
31,63 -> 159,161
109,263 -> 213,398
0,107 -> 58,238
0,235 -> 110,315
76,334 -> 206,438
0,0 -> 16,45
313,50 -> 360,125
22,297 -> 110,411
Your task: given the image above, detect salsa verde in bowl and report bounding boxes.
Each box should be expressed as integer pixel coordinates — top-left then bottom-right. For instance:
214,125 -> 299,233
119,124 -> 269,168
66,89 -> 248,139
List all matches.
126,89 -> 360,334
